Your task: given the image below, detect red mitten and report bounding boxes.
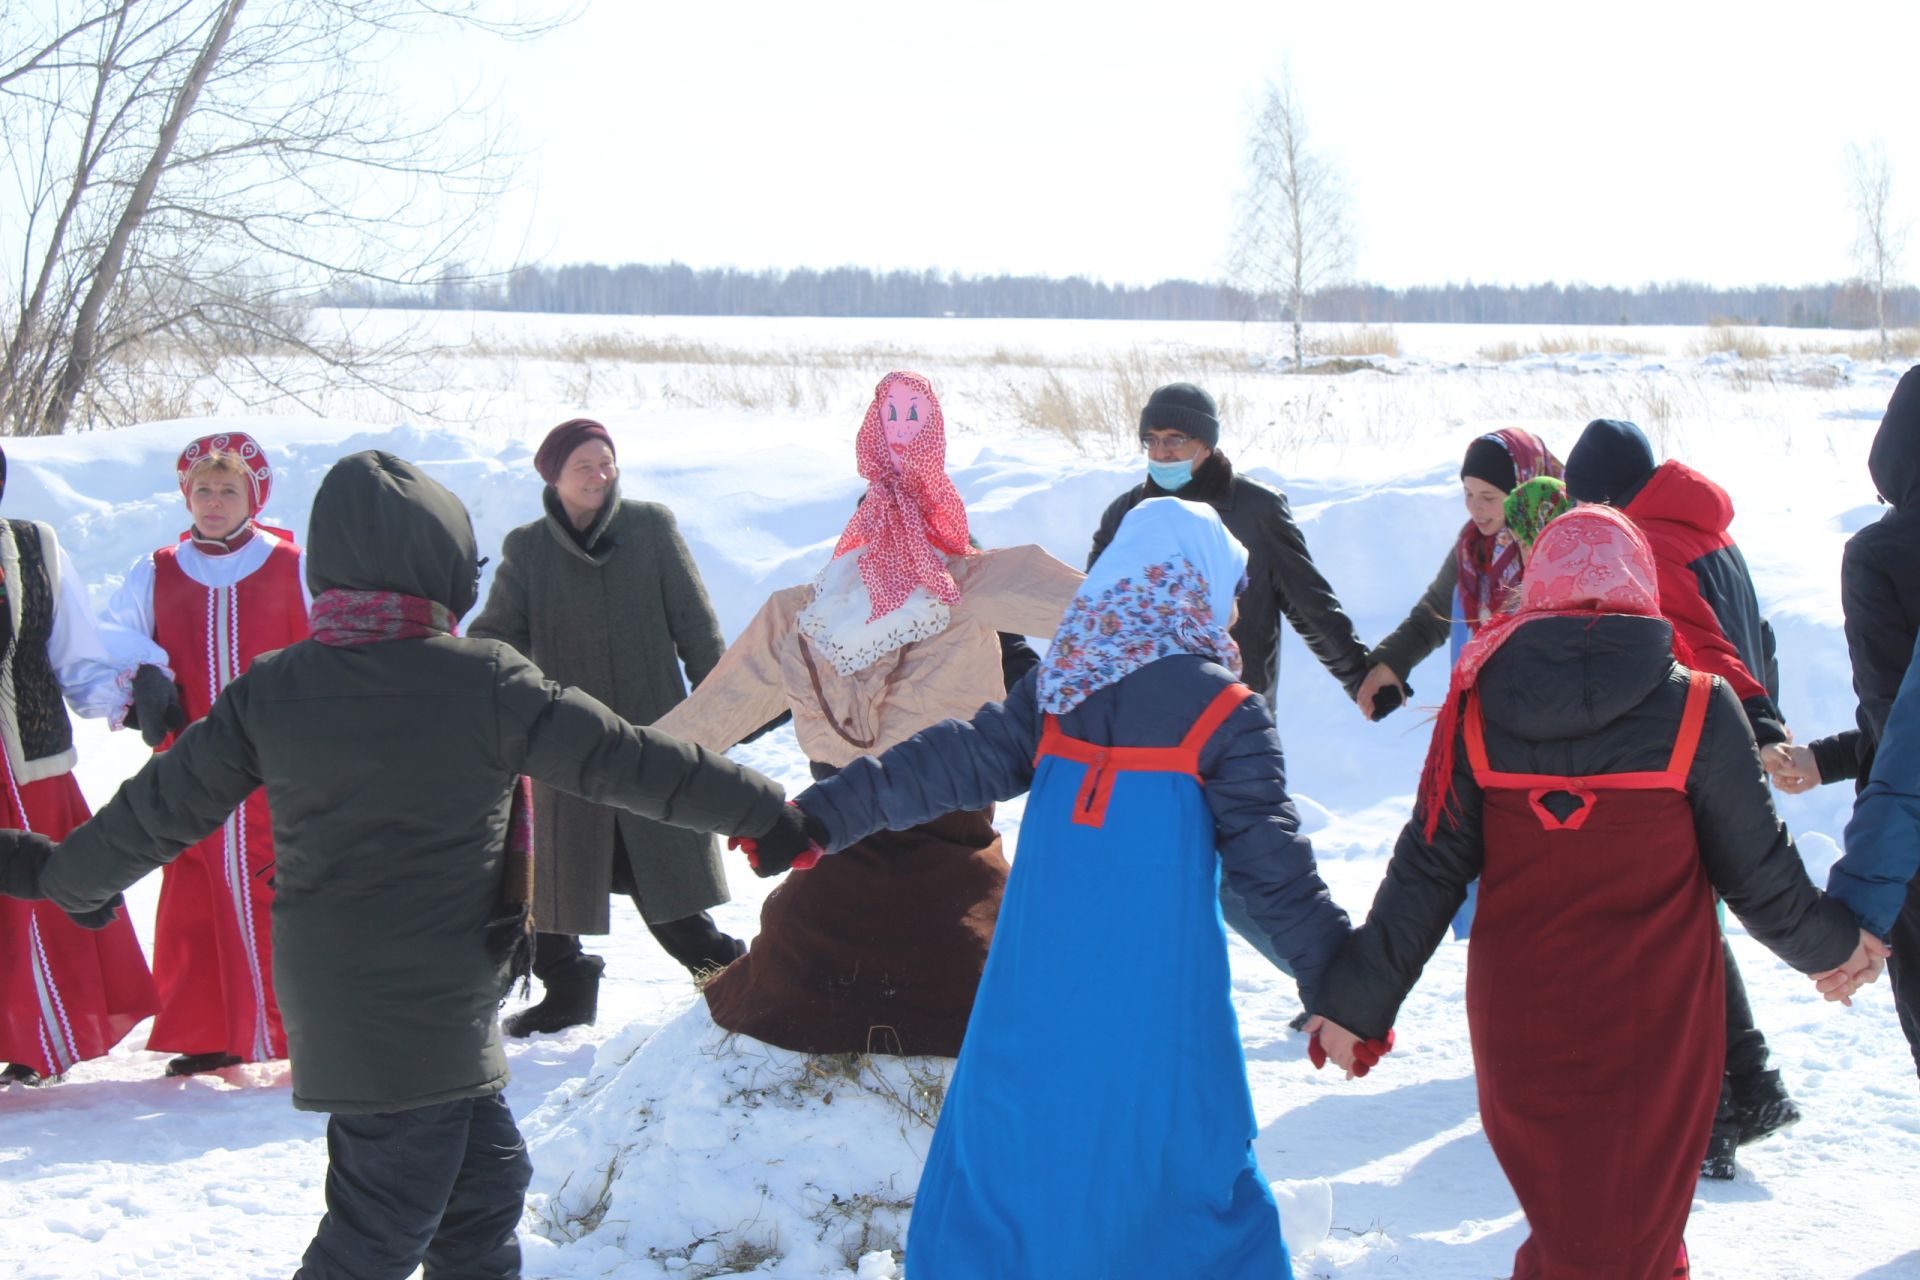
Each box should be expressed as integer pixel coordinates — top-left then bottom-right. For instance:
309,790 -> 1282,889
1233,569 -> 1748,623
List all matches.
1307,1031 -> 1328,1071
1349,1030 -> 1397,1078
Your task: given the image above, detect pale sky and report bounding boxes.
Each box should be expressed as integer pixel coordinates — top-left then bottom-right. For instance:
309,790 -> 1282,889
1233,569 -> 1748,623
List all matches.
438,0 -> 1920,289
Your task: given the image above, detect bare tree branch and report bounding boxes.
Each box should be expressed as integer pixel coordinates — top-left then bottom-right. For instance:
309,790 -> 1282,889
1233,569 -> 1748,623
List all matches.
0,0 -> 563,434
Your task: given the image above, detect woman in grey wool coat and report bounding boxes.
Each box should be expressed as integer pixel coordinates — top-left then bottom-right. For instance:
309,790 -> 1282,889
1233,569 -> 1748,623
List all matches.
469,417 -> 739,1036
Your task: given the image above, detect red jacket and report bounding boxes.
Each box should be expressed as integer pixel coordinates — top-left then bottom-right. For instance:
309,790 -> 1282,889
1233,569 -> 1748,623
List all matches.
1624,461 -> 1786,742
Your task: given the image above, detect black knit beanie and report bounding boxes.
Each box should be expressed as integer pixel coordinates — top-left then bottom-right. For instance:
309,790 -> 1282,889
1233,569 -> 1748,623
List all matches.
1459,435 -> 1517,493
1564,418 -> 1655,506
1138,383 -> 1220,448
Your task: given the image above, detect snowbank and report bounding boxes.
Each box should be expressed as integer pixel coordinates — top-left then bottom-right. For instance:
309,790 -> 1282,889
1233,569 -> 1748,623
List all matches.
520,1002 -> 939,1279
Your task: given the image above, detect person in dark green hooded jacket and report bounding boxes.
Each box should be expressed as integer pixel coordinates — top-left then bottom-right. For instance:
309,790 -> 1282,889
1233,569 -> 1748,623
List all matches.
0,451 -> 817,1280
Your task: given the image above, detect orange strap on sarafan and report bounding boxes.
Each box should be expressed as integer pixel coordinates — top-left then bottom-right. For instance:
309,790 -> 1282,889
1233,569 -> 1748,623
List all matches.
1463,669 -> 1713,832
1035,682 -> 1255,828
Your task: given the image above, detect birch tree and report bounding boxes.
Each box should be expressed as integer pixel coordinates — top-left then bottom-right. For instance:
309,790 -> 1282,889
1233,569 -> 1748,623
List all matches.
1847,139 -> 1906,359
1230,74 -> 1352,369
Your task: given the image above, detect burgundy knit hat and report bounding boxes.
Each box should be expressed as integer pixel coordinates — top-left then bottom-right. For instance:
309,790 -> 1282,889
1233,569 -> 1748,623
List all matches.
534,418 -> 615,484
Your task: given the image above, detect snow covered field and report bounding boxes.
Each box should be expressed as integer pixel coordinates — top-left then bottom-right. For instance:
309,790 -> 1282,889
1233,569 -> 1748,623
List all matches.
0,315 -> 1915,1278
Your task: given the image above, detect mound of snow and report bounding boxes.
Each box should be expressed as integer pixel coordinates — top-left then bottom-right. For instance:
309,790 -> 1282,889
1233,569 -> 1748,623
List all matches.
520,999 -> 945,1279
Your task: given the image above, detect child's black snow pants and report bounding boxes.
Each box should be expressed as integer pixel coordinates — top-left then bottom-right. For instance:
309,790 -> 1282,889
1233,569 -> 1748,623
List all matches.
295,1091 -> 533,1280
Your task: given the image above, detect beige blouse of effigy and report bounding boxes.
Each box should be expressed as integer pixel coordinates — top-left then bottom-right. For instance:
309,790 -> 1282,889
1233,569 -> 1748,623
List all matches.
654,545 -> 1084,769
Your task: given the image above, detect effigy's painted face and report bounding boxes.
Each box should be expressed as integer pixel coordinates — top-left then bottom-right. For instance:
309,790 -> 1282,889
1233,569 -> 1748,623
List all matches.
882,382 -> 926,464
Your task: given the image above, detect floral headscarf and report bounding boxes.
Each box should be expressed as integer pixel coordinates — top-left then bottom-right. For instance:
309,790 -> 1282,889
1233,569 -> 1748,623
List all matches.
1037,498 -> 1246,714
1455,429 -> 1562,632
831,371 -> 972,621
1418,504 -> 1690,837
1502,476 -> 1571,554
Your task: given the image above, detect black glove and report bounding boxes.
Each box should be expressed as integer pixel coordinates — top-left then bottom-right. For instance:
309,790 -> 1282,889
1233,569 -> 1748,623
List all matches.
129,664 -> 186,748
1369,682 -> 1409,722
67,893 -> 127,931
731,803 -> 828,878
0,831 -> 53,901
0,831 -> 117,928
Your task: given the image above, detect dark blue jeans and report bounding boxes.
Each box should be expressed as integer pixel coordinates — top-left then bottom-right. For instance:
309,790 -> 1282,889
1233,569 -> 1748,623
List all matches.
295,1092 -> 533,1280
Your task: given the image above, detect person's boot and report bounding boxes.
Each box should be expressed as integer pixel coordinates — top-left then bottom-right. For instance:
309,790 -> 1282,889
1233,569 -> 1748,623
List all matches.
503,954 -> 605,1038
166,1052 -> 242,1077
1700,1124 -> 1738,1180
1,1062 -> 44,1087
1730,1068 -> 1801,1146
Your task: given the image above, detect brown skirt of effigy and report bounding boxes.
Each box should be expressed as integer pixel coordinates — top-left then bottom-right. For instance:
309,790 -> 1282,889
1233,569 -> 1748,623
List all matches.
703,807 -> 1008,1057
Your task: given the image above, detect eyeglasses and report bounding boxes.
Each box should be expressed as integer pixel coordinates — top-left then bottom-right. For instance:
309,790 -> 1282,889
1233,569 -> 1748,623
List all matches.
1140,432 -> 1196,453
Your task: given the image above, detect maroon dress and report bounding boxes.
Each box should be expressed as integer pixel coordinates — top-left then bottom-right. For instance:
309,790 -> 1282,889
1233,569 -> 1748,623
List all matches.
1464,669 -> 1720,1280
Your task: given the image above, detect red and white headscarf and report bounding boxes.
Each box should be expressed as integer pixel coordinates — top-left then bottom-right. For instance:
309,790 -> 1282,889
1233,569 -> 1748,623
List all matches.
177,431 -> 273,515
1418,504 -> 1692,837
1454,428 -> 1562,632
832,371 -> 972,621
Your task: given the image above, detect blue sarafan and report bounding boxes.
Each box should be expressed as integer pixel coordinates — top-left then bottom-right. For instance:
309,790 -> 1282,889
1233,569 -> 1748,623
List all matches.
794,498 -> 1351,1279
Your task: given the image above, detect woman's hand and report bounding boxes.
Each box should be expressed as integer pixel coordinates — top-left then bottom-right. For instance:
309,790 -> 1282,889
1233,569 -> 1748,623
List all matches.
1760,742 -> 1820,794
1812,930 -> 1892,1006
1354,663 -> 1406,721
1303,1015 -> 1394,1078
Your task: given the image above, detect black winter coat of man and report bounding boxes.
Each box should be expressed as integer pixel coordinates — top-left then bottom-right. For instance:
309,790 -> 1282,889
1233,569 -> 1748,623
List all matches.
1809,366 -> 1920,788
1087,451 -> 1368,702
35,452 -> 786,1114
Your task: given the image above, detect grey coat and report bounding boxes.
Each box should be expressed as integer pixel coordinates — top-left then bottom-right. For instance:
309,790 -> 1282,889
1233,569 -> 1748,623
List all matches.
469,487 -> 729,931
38,452 -> 785,1113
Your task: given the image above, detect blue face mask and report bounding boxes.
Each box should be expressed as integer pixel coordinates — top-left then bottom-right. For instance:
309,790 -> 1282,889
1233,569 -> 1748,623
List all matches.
1148,458 -> 1195,491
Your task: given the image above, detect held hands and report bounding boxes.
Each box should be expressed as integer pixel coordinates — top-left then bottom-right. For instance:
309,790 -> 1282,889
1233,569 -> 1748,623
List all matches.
1759,743 -> 1820,795
128,664 -> 187,749
1811,930 -> 1892,1006
0,831 -> 53,901
0,831 -> 122,930
728,803 -> 826,878
1353,664 -> 1406,722
1303,1015 -> 1395,1079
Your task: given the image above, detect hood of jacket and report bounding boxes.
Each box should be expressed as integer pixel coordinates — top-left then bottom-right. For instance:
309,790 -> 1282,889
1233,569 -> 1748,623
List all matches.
1476,614 -> 1678,743
1625,459 -> 1733,537
1870,366 -> 1920,508
305,450 -> 480,618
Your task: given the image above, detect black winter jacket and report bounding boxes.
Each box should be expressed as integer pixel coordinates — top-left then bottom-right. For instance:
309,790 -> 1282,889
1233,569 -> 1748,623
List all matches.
36,452 -> 786,1114
1087,452 -> 1368,703
795,655 -> 1352,1007
1809,370 -> 1920,788
1315,614 -> 1859,1040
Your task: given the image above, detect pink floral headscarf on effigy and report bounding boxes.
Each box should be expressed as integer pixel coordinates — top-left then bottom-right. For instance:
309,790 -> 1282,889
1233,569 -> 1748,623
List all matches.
798,372 -> 977,675
1417,504 -> 1694,837
833,371 -> 973,620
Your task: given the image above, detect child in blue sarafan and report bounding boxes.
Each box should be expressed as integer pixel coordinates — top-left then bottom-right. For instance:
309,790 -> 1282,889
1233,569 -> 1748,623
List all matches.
785,496 -> 1355,1279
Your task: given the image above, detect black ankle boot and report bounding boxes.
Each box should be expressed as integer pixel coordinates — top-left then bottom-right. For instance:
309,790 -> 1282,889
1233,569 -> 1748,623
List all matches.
1730,1068 -> 1801,1146
503,954 -> 605,1038
1700,1124 -> 1738,1180
166,1052 -> 243,1077
1,1062 -> 44,1087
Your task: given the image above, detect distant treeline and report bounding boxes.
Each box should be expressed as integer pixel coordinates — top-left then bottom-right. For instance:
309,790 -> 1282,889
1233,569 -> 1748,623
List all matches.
339,263 -> 1919,328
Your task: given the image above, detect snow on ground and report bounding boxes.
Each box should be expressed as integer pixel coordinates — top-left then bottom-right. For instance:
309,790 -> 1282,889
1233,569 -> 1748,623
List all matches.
0,317 -> 1915,1278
